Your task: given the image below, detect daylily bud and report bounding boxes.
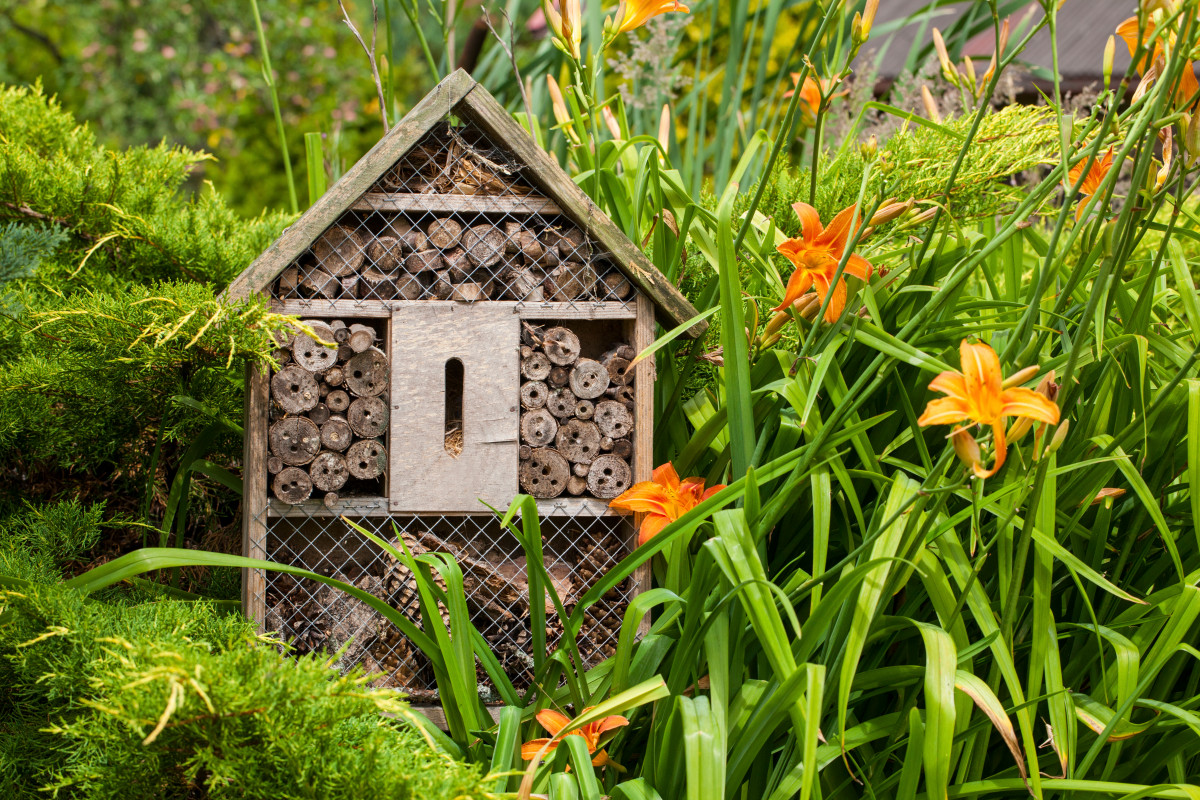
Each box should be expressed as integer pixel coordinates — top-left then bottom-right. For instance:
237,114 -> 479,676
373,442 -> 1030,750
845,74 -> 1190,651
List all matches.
1044,419 -> 1070,457
658,104 -> 672,158
764,309 -> 791,338
861,0 -> 878,41
1001,365 -> 1041,389
1088,487 -> 1126,507
951,427 -> 983,475
1185,111 -> 1200,164
759,330 -> 784,348
1103,35 -> 1116,87
905,206 -> 940,228
962,55 -> 978,95
1155,126 -> 1174,192
851,12 -> 864,48
982,18 -> 1009,87
869,198 -> 914,226
544,0 -> 582,60
921,85 -> 942,123
860,134 -> 878,161
602,105 -> 623,141
794,292 -> 822,321
932,28 -> 958,84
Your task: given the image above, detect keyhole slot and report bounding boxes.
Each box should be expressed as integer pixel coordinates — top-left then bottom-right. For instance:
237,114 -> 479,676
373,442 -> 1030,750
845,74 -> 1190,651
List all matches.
444,358 -> 464,456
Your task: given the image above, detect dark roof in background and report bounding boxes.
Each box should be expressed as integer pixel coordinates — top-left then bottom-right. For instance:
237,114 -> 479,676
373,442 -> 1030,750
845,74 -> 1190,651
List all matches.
868,0 -> 1138,94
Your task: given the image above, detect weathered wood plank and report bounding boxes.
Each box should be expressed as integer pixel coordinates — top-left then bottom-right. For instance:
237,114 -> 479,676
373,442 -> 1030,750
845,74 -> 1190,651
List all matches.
225,70 -> 477,300
534,497 -> 628,517
630,295 -> 654,626
390,303 -> 519,512
266,497 -> 391,517
271,300 -> 394,318
454,85 -> 706,338
270,299 -> 637,320
242,363 -> 269,628
352,193 -> 561,215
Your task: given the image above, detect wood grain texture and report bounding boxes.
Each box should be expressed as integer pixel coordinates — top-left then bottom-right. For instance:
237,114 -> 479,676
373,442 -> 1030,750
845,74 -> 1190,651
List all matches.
352,193 -> 562,215
242,363 -> 269,628
454,84 -> 706,338
271,299 -> 637,321
224,70 -> 476,301
266,497 -> 391,517
631,295 -> 655,623
390,303 -> 519,512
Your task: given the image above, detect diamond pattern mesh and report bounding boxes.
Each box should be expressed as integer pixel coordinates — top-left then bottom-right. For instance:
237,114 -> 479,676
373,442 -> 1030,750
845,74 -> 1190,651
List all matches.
270,119 -> 635,309
253,507 -> 635,702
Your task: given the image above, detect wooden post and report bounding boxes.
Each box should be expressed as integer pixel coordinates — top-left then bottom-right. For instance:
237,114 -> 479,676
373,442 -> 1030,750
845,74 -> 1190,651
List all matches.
242,361 -> 269,627
629,293 -> 655,625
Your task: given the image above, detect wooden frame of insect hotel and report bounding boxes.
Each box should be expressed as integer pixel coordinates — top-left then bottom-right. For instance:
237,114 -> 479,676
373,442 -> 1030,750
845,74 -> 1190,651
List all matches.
226,70 -> 704,706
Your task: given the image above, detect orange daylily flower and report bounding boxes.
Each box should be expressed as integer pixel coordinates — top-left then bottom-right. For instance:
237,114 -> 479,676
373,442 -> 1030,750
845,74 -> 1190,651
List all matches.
1116,14 -> 1199,107
772,202 -> 873,324
609,463 -> 724,546
1066,147 -> 1115,220
610,0 -> 690,36
918,340 -> 1061,479
783,74 -> 845,126
521,707 -> 629,768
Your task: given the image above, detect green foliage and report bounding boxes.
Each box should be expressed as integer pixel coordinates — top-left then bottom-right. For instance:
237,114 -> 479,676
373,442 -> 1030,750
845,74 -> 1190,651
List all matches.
0,281 -> 289,470
0,82 -> 291,508
0,222 -> 66,312
749,104 -> 1063,237
0,499 -> 104,584
0,83 -> 291,291
0,1 -> 401,216
0,584 -> 487,799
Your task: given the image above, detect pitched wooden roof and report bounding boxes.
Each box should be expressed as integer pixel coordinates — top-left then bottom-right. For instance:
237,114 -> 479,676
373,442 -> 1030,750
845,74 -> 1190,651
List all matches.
226,69 -> 704,337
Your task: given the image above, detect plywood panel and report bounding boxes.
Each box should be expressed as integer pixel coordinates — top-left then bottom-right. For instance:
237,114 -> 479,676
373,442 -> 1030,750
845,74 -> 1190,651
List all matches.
390,303 -> 519,512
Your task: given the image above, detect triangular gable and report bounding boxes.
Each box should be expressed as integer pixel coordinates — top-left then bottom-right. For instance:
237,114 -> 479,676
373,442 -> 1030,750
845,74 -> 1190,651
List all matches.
226,69 -> 703,337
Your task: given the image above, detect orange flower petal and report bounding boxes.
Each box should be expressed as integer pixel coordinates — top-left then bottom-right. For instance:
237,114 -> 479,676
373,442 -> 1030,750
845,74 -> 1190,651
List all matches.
591,748 -> 612,767
843,253 -> 873,281
609,482 -> 671,515
929,370 -> 968,401
521,738 -> 556,760
1115,16 -> 1140,56
700,484 -> 725,501
791,202 -> 823,241
592,715 -> 630,737
651,462 -> 681,491
536,709 -> 572,736
637,513 -> 671,546
822,278 -> 847,323
918,397 -> 971,427
959,340 -> 1003,406
999,387 -> 1061,425
820,204 -> 859,251
973,421 -> 1008,479
770,263 -> 814,314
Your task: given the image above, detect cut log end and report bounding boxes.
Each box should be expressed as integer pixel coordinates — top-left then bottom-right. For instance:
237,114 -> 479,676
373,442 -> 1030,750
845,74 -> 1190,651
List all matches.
543,327 -> 581,366
346,439 -> 387,479
520,408 -> 558,448
586,455 -> 632,499
273,467 -> 314,504
519,448 -> 570,498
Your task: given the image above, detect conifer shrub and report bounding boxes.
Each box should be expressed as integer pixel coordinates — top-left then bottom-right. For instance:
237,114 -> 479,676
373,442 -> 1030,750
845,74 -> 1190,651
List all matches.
0,585 -> 488,799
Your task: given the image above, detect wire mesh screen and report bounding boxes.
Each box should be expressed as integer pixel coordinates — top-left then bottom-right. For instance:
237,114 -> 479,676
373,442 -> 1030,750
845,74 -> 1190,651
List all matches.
253,508 -> 635,703
270,118 -> 635,309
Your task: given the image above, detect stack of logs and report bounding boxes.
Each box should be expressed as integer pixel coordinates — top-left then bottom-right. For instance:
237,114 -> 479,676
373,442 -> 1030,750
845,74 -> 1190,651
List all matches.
268,319 -> 389,506
518,325 -> 635,500
276,217 -> 633,304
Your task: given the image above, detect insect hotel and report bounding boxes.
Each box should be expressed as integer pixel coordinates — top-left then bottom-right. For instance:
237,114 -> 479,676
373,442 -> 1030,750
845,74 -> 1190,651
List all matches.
226,71 -> 702,702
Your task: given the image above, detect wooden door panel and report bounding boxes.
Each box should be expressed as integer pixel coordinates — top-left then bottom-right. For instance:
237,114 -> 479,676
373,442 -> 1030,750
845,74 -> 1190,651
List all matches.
389,303 -> 519,512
